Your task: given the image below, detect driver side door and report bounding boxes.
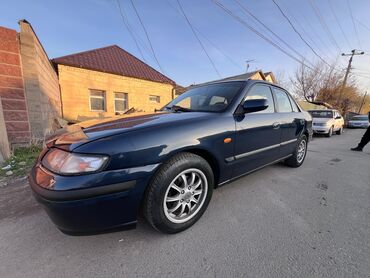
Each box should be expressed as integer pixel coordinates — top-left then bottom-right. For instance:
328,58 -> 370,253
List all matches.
232,84 -> 282,178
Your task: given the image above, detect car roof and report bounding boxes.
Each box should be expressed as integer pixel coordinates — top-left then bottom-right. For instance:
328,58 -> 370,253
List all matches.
353,114 -> 367,117
191,79 -> 288,91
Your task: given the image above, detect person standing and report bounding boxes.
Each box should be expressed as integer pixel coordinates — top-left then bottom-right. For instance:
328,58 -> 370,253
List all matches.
351,111 -> 370,151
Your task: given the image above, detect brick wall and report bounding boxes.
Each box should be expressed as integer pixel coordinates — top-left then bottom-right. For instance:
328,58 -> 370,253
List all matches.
19,20 -> 61,138
57,64 -> 174,122
0,26 -> 30,144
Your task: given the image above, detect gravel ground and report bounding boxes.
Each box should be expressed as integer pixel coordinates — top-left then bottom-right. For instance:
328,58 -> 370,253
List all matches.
0,129 -> 369,278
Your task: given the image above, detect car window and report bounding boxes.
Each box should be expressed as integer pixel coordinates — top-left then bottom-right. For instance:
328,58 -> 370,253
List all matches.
166,82 -> 244,112
273,88 -> 293,112
309,110 -> 333,118
245,84 -> 275,113
288,95 -> 300,112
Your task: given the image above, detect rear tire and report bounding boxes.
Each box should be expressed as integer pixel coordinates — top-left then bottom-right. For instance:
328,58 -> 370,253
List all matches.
143,152 -> 214,234
285,135 -> 308,168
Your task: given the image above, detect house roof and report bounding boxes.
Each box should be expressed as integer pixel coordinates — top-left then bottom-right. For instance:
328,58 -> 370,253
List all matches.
194,70 -> 266,87
216,70 -> 266,82
52,45 -> 175,85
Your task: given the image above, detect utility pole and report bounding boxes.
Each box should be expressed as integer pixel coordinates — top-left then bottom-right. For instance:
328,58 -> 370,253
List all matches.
358,91 -> 367,114
338,49 -> 364,106
245,59 -> 255,72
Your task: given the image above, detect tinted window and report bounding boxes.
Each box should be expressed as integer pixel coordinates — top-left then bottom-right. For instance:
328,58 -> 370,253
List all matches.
245,84 -> 274,113
309,110 -> 333,118
273,88 -> 293,112
166,82 -> 244,112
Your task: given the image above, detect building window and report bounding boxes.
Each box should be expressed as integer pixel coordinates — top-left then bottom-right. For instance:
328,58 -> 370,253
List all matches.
115,92 -> 128,113
89,90 -> 106,111
149,95 -> 160,103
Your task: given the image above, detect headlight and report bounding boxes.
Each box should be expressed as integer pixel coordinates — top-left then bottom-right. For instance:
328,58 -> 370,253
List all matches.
42,148 -> 108,175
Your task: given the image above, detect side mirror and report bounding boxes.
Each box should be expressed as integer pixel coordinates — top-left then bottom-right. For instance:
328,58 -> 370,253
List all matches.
335,116 -> 341,119
242,98 -> 269,113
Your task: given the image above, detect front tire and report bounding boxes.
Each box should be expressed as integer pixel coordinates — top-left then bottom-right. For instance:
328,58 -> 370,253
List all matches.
285,135 -> 308,168
326,127 -> 333,137
144,152 -> 214,234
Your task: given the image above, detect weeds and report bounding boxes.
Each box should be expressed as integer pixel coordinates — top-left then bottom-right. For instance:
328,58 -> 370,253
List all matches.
0,145 -> 42,178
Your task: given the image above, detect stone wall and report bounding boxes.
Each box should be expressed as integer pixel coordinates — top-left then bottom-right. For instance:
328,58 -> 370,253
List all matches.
19,20 -> 61,139
57,64 -> 174,122
0,26 -> 31,144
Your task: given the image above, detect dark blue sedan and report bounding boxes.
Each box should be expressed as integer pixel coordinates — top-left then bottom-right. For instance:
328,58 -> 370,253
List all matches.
29,80 -> 312,234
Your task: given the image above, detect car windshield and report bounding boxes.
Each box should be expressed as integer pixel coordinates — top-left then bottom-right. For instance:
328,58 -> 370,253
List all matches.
309,110 -> 333,118
353,116 -> 368,121
164,81 -> 244,112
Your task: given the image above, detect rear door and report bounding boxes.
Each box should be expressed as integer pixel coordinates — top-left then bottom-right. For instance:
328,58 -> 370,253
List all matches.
272,87 -> 305,157
232,84 -> 281,178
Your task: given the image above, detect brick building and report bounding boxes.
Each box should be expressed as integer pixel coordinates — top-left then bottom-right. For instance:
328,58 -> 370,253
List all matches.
52,45 -> 176,122
0,20 -> 61,150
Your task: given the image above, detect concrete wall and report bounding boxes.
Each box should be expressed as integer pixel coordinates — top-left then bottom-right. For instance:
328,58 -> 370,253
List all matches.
0,26 -> 31,144
19,20 -> 61,138
0,97 -> 11,162
57,64 -> 174,122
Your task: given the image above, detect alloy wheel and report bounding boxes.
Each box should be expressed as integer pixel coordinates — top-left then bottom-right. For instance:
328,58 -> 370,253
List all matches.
163,168 -> 208,224
297,139 -> 307,164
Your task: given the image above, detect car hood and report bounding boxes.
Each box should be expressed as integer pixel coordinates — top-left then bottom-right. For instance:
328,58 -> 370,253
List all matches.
47,112 -> 213,150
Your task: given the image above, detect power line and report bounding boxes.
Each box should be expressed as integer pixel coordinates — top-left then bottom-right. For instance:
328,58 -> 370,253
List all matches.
129,0 -> 165,74
115,0 -> 147,63
176,0 -> 222,78
212,0 -> 314,70
234,0 -> 315,68
355,18 -> 370,33
271,0 -> 331,67
327,0 -> 351,49
346,0 -> 362,49
279,1 -> 326,54
164,0 -> 242,71
307,0 -> 341,52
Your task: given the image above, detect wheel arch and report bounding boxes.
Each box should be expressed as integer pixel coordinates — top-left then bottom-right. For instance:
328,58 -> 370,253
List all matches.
181,148 -> 220,187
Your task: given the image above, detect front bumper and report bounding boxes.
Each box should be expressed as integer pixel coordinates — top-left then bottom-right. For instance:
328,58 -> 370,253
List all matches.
347,123 -> 369,128
312,126 -> 330,134
29,163 -> 159,235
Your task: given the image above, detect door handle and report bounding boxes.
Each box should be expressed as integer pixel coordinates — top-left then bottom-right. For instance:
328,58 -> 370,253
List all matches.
272,122 -> 280,129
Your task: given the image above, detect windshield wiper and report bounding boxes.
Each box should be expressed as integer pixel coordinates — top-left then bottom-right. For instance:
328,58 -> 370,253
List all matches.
165,105 -> 193,112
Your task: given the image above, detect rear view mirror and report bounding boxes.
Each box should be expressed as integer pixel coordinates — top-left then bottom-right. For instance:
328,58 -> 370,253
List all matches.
242,98 -> 269,113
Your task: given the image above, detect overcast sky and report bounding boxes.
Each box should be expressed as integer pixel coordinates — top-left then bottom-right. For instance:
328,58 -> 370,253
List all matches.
2,0 -> 370,90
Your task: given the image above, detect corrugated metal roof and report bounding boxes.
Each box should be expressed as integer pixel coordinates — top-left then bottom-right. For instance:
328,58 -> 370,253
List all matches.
52,45 -> 175,85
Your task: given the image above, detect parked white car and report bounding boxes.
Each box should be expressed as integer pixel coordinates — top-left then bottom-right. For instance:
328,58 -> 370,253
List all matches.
347,115 -> 369,128
308,109 -> 344,137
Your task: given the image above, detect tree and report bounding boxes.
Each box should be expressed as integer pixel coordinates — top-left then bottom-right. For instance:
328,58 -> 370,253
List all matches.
290,61 -> 361,114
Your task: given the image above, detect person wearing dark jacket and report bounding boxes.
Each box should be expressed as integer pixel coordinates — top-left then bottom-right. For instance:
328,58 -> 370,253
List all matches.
351,111 -> 370,151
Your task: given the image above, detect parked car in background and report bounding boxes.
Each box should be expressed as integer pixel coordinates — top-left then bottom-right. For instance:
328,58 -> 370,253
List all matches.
308,109 -> 344,137
29,80 -> 312,235
347,115 -> 370,128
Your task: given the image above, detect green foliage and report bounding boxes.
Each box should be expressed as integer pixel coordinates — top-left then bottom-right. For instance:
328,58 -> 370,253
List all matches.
0,145 -> 42,178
